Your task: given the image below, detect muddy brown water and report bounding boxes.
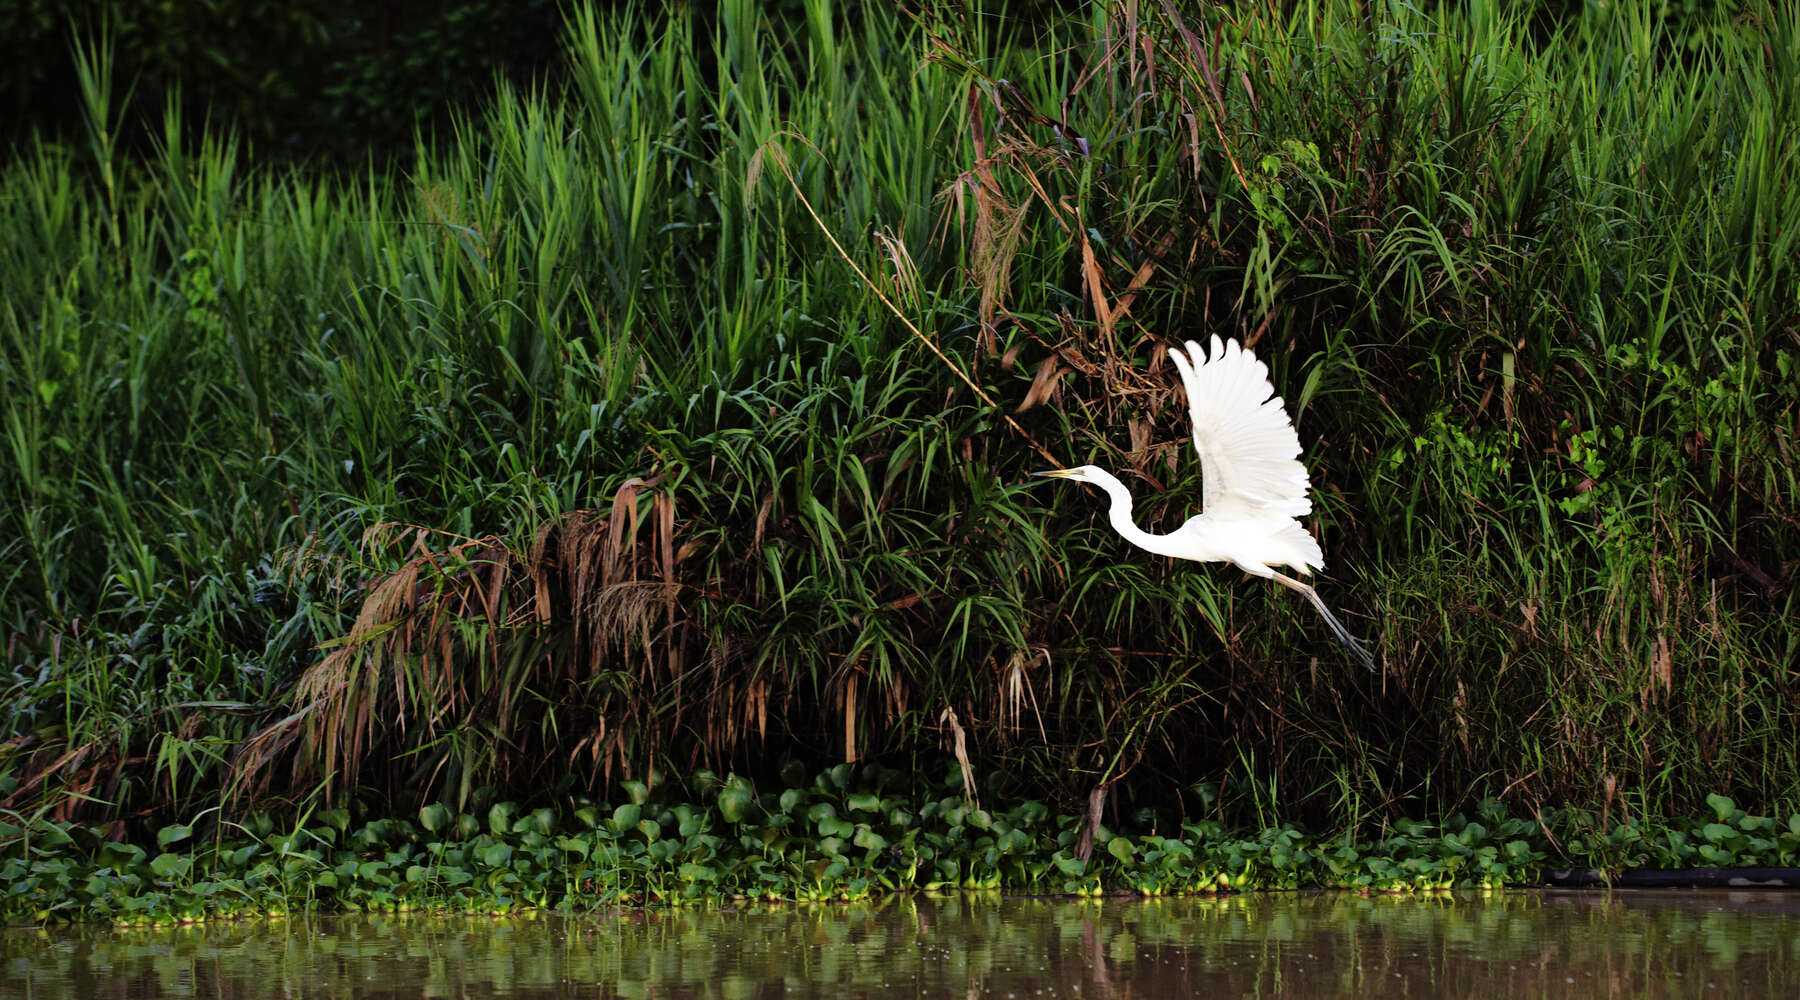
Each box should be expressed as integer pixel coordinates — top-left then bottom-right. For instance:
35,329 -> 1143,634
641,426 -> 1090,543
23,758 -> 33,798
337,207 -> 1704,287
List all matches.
6,890 -> 1799,998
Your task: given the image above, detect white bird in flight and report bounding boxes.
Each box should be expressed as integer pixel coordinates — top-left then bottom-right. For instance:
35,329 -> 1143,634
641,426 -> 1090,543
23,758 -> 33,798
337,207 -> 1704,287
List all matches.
1035,336 -> 1376,670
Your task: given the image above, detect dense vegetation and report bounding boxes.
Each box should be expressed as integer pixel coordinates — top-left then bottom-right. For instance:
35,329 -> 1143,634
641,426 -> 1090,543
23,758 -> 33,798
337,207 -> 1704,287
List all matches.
7,767 -> 1798,924
2,0 -> 1796,870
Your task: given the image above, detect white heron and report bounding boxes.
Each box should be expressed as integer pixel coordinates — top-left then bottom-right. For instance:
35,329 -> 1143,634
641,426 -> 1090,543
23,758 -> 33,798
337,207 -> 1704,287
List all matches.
1034,336 -> 1376,671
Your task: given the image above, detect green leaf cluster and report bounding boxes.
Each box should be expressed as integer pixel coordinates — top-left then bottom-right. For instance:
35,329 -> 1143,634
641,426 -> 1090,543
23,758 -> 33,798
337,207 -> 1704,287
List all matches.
6,774 -> 1799,925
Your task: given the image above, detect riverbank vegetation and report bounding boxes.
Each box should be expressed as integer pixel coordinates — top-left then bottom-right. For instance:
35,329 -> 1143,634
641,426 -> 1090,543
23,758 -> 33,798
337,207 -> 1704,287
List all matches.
3,0 -> 1797,888
7,767 -> 1798,924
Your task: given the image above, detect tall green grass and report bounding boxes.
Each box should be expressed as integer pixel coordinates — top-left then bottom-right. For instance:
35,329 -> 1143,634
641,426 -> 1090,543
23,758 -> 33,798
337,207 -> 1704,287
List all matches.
2,0 -> 1795,834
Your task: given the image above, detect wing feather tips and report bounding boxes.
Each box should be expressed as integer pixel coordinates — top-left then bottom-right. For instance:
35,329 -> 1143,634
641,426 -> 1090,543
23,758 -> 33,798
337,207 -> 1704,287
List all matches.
1166,335 -> 1316,519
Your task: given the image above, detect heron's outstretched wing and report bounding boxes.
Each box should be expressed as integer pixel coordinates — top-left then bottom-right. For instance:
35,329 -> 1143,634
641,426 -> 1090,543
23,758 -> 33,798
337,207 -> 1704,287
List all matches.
1167,336 -> 1312,521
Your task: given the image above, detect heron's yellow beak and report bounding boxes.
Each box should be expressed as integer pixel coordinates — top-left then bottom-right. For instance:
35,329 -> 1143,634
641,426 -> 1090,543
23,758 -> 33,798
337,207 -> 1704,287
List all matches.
1031,469 -> 1075,479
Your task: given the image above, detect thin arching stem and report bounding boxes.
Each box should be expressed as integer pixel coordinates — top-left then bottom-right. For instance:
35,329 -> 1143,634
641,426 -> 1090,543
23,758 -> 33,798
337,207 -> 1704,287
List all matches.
1269,571 -> 1378,671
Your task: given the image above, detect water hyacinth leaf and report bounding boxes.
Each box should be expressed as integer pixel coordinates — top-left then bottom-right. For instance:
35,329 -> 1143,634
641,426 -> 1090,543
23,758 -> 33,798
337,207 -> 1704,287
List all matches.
419,804 -> 451,833
1108,837 -> 1136,863
156,825 -> 191,849
779,788 -> 805,814
322,809 -> 351,833
718,784 -> 754,824
612,804 -> 641,830
848,792 -> 881,813
636,819 -> 661,842
679,861 -> 717,883
488,803 -> 518,836
622,781 -> 650,806
525,808 -> 557,837
100,842 -> 146,868
482,844 -> 512,867
554,834 -> 590,859
852,826 -> 887,851
148,853 -> 187,878
1707,794 -> 1736,822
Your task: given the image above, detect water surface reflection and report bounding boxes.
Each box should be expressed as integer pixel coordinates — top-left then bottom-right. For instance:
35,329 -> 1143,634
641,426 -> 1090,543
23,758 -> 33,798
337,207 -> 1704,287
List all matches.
6,890 -> 1798,998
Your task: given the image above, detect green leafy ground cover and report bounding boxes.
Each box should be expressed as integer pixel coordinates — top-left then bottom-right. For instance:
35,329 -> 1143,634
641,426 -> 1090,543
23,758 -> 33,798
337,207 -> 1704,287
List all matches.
6,768 -> 1797,925
2,0 -> 1797,877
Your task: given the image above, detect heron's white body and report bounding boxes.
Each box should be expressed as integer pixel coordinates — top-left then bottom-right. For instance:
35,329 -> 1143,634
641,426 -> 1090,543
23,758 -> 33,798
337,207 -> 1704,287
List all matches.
1036,336 -> 1374,669
1084,472 -> 1322,577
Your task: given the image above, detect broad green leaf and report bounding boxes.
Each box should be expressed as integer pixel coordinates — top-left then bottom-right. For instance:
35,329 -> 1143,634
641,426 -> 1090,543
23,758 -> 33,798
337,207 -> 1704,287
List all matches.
557,836 -> 591,859
418,804 -> 451,833
524,807 -> 557,836
847,792 -> 881,813
718,785 -> 753,824
1706,793 -> 1736,822
853,826 -> 887,851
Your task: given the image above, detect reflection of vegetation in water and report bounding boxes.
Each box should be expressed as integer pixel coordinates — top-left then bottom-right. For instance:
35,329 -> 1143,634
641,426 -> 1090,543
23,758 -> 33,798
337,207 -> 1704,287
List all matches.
5,894 -> 1799,999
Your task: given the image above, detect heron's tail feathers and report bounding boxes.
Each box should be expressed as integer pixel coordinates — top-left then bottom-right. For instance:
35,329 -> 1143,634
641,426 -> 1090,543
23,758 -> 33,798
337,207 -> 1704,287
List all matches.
1270,520 -> 1326,575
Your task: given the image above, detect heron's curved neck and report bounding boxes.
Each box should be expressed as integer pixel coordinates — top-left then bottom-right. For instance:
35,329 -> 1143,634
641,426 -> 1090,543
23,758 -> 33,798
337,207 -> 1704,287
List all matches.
1087,469 -> 1168,552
